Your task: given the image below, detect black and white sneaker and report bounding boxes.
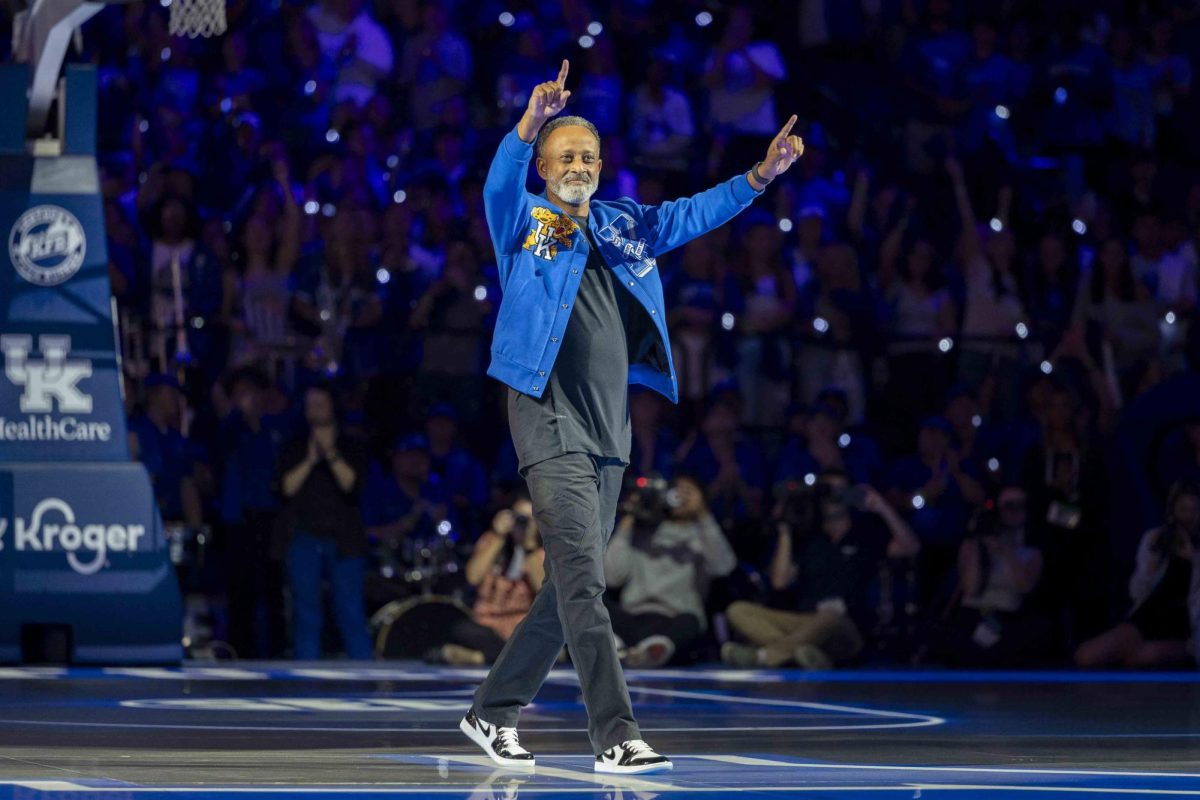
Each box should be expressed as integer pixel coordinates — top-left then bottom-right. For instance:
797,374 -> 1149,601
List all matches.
460,707 -> 535,769
594,739 -> 673,774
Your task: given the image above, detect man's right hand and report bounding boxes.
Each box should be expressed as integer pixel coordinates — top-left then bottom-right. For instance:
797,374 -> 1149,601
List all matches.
518,60 -> 571,142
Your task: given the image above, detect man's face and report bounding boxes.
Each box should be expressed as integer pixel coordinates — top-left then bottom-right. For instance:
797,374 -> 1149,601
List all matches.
150,386 -> 182,429
537,126 -> 602,206
304,388 -> 335,427
392,449 -> 429,483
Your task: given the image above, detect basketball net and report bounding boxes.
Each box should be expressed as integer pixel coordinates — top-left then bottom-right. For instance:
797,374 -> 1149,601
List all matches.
167,0 -> 227,38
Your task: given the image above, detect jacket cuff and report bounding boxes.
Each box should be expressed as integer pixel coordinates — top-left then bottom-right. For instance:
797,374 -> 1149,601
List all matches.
503,125 -> 535,161
730,171 -> 764,204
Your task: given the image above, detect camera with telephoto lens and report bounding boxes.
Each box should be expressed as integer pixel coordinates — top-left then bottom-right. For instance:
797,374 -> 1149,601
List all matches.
626,473 -> 678,527
775,476 -> 868,533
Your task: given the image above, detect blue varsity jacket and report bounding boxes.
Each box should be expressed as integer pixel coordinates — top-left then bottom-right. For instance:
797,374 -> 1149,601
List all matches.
483,125 -> 764,404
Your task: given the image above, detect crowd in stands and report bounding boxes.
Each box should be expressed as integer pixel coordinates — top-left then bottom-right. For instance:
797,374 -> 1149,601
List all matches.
30,0 -> 1200,667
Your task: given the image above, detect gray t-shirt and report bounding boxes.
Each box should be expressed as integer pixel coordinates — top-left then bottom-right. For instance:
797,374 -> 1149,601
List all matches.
507,217 -> 632,474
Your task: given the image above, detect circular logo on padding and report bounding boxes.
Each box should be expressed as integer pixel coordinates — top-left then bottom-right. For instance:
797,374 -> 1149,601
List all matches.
9,205 -> 87,286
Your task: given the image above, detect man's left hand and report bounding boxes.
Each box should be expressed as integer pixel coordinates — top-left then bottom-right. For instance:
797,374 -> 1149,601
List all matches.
761,114 -> 805,179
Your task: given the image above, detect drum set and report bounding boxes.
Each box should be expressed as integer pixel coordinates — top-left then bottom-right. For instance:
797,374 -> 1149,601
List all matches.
365,530 -> 472,659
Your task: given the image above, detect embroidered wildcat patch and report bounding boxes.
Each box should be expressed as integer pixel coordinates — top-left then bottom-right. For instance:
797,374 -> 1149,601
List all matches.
523,207 -> 578,260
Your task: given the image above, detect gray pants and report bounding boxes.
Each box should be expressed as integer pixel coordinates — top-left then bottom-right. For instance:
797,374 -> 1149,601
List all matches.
472,451 -> 640,754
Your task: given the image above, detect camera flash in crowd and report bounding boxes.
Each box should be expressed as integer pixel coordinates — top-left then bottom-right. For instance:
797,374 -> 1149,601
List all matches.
1072,219 -> 1087,235
578,35 -> 595,48
989,218 -> 1003,232
912,494 -> 926,510
813,317 -> 830,334
304,201 -> 319,215
938,337 -> 953,353
587,21 -> 603,35
804,473 -> 817,487
778,218 -> 793,233
437,520 -> 452,537
376,269 -> 390,285
721,313 -> 735,331
1015,322 -> 1029,339
325,129 -> 340,143
393,190 -> 407,204
474,285 -> 488,301
498,11 -> 515,27
695,11 -> 713,26
994,105 -> 1010,120
972,415 -> 982,428
838,434 -> 852,448
1040,360 -> 1054,375
1166,311 -> 1177,325
988,458 -> 1001,473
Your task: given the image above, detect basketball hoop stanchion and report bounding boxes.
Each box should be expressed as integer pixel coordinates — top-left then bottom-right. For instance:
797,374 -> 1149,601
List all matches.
1,1 -> 187,666
165,0 -> 227,38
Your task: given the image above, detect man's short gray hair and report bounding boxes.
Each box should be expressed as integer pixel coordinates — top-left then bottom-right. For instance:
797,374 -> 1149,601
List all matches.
535,115 -> 601,158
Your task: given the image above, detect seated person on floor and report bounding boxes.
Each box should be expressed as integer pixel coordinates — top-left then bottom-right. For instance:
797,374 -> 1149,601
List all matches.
924,487 -> 1054,666
604,474 -> 737,667
431,497 -> 545,666
1075,480 -> 1200,669
723,470 -> 920,669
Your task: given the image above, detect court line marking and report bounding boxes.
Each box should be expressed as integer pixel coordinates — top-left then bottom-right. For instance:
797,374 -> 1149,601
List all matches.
425,754 -> 676,791
0,683 -> 946,734
0,666 -> 1197,685
696,756 -> 1200,780
0,783 -> 1197,795
590,683 -> 947,730
0,718 -> 938,734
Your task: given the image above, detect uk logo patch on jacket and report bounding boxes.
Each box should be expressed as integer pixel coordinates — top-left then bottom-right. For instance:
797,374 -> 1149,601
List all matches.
523,207 -> 578,260
598,213 -> 656,277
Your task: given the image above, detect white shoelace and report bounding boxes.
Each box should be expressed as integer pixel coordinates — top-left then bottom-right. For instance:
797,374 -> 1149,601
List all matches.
497,727 -> 526,754
623,739 -> 653,756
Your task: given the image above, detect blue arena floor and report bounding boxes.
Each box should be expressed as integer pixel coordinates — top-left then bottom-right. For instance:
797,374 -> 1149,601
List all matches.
0,663 -> 1197,798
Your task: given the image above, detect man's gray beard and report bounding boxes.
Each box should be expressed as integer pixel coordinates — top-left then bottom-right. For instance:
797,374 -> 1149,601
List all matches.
551,176 -> 597,205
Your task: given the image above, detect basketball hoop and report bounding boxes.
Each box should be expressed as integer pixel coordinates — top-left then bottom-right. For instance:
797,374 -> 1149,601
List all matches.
166,0 -> 227,38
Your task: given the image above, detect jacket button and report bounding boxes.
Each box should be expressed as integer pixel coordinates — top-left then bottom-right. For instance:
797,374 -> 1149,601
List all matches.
571,269 -> 578,274
650,309 -> 657,314
628,280 -> 634,286
551,337 -> 558,342
538,371 -> 545,376
532,385 -> 539,391
561,303 -> 568,309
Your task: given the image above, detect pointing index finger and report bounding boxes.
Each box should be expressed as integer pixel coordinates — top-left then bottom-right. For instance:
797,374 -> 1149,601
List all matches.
556,59 -> 570,87
777,114 -> 797,140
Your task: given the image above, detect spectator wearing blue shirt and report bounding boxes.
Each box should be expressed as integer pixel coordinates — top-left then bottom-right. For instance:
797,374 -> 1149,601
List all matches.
958,15 -> 1027,167
628,388 -> 678,481
129,373 -> 203,527
677,393 -> 766,532
362,433 -> 452,556
886,415 -> 986,604
943,384 -> 1005,493
214,367 -> 290,659
898,0 -> 972,172
1034,11 -> 1113,195
425,403 -> 489,539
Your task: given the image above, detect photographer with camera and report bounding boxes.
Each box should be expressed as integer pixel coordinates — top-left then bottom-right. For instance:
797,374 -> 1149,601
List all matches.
604,474 -> 737,667
723,470 -> 919,669
431,498 -> 546,666
923,487 -> 1053,666
1074,480 -> 1200,669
